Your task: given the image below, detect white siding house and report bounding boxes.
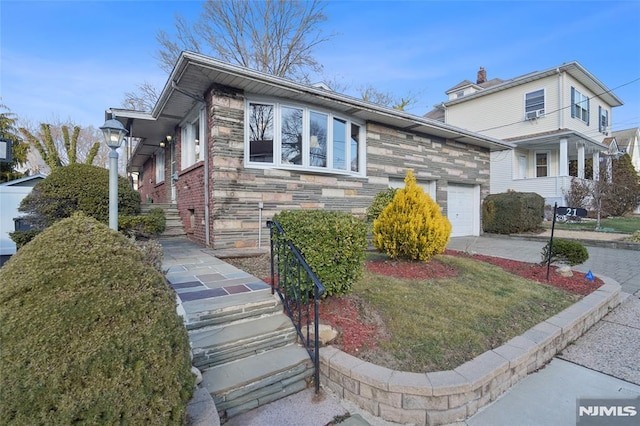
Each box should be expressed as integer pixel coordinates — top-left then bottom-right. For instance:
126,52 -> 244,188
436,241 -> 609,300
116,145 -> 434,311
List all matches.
428,62 -> 624,206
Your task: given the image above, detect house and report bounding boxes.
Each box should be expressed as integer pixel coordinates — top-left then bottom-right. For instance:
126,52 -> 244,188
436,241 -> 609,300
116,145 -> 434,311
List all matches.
0,174 -> 46,266
426,62 -> 624,207
106,52 -> 513,249
612,127 -> 640,213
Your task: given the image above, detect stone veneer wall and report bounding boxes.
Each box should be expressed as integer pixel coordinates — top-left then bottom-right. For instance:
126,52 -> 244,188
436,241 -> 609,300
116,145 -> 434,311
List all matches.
319,278 -> 621,426
200,84 -> 491,250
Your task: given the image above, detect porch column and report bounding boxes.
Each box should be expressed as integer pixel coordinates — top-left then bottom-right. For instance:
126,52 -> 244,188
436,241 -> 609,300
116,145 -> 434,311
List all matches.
592,152 -> 600,181
559,138 -> 568,176
577,143 -> 585,179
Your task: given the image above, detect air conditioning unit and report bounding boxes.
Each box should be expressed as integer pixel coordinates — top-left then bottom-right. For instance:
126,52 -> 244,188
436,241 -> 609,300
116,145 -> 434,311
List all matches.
525,111 -> 537,120
536,109 -> 545,118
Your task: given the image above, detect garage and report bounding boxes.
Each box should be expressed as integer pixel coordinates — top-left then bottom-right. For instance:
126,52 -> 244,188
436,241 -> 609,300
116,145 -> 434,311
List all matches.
447,184 -> 480,237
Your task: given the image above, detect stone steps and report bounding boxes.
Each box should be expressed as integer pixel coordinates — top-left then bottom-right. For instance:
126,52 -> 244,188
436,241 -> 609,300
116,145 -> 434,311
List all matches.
201,343 -> 314,419
140,203 -> 185,237
190,313 -> 298,369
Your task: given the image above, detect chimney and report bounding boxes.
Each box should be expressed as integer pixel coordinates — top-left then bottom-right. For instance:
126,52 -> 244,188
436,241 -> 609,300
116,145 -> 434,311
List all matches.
477,67 -> 487,84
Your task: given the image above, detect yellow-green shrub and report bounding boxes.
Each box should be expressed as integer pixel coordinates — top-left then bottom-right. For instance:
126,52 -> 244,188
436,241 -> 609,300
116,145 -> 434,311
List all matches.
0,213 -> 194,424
372,170 -> 452,261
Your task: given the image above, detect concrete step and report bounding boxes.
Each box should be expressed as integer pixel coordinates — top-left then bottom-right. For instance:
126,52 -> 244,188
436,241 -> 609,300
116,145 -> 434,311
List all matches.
190,313 -> 298,370
183,290 -> 282,331
201,344 -> 314,419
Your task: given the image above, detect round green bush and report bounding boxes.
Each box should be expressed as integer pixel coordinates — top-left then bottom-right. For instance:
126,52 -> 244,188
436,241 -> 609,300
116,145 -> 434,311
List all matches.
366,188 -> 398,223
18,163 -> 140,228
0,213 -> 194,424
541,238 -> 589,266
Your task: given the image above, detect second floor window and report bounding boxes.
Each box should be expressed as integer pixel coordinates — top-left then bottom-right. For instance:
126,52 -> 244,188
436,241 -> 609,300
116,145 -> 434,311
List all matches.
525,89 -> 545,119
571,87 -> 590,124
599,106 -> 609,134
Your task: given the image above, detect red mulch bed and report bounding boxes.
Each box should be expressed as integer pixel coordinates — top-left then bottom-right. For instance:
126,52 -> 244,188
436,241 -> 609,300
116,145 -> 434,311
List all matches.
316,250 -> 603,354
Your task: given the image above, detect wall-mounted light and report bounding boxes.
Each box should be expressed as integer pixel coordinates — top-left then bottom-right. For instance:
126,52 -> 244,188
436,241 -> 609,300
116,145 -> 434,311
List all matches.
160,141 -> 166,148
166,135 -> 173,142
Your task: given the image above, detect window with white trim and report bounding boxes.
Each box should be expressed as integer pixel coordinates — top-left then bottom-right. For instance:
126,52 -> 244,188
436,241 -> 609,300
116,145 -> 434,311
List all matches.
245,100 -> 364,175
155,149 -> 165,182
599,106 -> 609,134
535,152 -> 549,177
524,89 -> 545,119
571,87 -> 590,124
181,107 -> 205,169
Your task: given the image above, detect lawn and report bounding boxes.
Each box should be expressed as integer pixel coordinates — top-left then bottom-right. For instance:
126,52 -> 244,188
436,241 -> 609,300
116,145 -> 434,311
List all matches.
318,252 -> 596,373
544,215 -> 640,234
225,250 -> 602,373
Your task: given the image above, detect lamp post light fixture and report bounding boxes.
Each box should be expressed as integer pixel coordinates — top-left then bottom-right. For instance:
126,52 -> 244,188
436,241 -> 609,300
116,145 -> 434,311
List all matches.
100,119 -> 128,230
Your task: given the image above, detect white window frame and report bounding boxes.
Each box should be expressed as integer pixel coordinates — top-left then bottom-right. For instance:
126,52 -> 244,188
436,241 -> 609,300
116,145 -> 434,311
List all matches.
155,149 -> 165,183
244,98 -> 366,177
599,106 -> 609,134
180,106 -> 206,169
535,151 -> 550,178
524,89 -> 545,119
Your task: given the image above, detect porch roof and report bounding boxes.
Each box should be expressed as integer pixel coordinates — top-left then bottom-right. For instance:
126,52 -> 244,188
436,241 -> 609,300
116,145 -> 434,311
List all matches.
505,129 -> 609,156
107,51 -> 514,173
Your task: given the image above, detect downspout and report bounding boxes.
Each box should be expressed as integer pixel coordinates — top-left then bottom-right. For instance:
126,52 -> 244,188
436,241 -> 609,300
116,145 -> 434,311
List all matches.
556,68 -> 563,129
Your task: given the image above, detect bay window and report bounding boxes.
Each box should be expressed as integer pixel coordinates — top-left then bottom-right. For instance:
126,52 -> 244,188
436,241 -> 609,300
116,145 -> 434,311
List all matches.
245,100 -> 364,176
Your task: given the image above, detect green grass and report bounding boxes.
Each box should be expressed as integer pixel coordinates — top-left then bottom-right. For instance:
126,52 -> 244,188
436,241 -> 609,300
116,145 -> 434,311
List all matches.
353,255 -> 578,372
545,216 -> 640,234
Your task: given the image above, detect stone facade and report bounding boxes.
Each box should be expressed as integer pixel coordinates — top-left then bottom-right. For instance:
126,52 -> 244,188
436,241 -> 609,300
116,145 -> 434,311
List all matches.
137,84 -> 491,250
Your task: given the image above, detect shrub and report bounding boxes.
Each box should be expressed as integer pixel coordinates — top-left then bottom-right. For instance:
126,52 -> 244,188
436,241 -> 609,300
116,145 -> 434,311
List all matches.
17,163 -> 140,229
120,207 -> 166,238
7,229 -> 40,250
372,170 -> 451,261
0,213 -> 194,424
625,230 -> 640,243
272,210 -> 367,297
541,238 -> 589,266
483,191 -> 544,234
366,188 -> 398,223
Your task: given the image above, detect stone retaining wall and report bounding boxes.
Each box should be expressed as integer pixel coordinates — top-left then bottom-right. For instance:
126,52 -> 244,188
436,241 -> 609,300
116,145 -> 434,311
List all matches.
320,277 -> 621,426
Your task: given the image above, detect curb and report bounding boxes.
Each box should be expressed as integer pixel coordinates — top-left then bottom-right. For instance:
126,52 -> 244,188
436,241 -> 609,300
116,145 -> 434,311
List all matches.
320,277 -> 621,426
484,232 -> 640,251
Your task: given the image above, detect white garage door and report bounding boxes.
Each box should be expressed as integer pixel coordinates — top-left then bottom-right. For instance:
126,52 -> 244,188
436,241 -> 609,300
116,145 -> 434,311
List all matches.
447,185 -> 478,237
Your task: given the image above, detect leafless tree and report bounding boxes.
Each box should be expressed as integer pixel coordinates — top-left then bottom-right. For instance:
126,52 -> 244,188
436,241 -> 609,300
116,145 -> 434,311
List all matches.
122,82 -> 162,112
359,84 -> 419,111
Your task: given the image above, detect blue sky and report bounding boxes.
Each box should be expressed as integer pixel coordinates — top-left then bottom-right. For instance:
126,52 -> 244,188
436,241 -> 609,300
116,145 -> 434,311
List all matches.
2,0 -> 639,132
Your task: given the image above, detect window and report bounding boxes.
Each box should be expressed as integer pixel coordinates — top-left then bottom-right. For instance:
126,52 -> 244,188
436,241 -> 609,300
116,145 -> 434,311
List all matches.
181,107 -> 206,169
525,89 -> 545,119
245,100 -> 364,175
455,90 -> 465,99
599,106 -> 609,134
571,87 -> 590,124
155,149 -> 165,182
535,152 -> 548,177
249,103 -> 274,163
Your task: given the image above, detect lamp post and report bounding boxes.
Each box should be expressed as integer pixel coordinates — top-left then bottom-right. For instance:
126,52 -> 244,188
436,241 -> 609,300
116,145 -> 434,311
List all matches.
100,119 -> 128,230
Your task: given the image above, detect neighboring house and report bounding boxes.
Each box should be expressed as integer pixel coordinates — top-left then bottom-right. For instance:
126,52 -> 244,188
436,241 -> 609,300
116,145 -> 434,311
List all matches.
426,62 -> 624,207
106,52 -> 513,249
612,127 -> 640,213
0,174 -> 46,266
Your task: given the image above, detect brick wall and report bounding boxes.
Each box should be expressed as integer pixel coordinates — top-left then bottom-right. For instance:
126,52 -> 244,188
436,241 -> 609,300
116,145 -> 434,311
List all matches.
137,152 -> 168,205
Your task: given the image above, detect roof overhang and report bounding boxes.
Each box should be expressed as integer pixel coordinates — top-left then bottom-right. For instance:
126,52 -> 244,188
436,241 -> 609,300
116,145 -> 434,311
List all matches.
108,51 -> 515,172
443,62 -> 624,108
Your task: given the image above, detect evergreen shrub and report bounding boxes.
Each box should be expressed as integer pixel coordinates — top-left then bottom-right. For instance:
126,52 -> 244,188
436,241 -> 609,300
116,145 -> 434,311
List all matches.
0,213 -> 194,424
541,238 -> 589,266
120,207 -> 166,237
366,188 -> 398,223
483,191 -> 544,234
272,210 -> 367,297
18,163 -> 140,229
372,170 -> 451,261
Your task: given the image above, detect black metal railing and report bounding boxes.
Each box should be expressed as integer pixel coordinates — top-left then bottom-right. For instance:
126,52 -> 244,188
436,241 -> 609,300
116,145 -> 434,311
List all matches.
267,220 -> 325,393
